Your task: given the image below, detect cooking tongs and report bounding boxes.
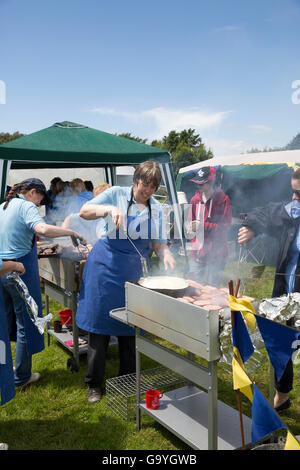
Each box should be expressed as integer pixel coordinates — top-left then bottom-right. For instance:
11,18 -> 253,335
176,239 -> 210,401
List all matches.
119,227 -> 149,278
71,235 -> 90,258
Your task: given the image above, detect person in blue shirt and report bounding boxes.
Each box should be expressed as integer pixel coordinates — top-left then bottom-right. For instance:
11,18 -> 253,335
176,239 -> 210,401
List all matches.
76,161 -> 176,404
61,183 -> 111,248
68,178 -> 94,215
0,259 -> 25,450
238,168 -> 300,412
0,178 -> 86,389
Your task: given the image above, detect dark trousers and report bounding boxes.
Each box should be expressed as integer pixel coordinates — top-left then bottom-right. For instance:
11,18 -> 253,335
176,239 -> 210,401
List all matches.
275,359 -> 293,393
275,318 -> 295,394
84,333 -> 136,389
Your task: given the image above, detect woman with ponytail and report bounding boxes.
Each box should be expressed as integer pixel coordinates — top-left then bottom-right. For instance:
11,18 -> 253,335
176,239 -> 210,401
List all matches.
0,178 -> 86,389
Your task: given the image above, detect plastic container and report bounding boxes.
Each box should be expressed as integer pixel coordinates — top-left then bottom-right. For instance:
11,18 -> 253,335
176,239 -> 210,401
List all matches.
58,309 -> 73,326
53,320 -> 62,333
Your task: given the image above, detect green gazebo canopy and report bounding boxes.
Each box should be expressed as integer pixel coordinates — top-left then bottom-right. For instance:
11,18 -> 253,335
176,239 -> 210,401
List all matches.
0,121 -> 170,168
0,120 -> 189,254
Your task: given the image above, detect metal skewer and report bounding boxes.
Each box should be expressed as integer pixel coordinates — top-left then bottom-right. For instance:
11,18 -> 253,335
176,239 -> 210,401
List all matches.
119,227 -> 149,278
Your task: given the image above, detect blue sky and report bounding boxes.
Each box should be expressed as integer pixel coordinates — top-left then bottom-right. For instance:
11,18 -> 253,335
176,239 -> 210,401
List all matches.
0,0 -> 300,156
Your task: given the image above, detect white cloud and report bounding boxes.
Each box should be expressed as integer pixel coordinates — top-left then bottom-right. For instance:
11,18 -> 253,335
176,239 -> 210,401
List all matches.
90,106 -> 232,140
248,124 -> 272,133
205,138 -> 251,157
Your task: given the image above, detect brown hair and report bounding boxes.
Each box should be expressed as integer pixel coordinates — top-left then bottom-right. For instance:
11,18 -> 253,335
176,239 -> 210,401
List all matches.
93,183 -> 111,197
292,168 -> 300,180
133,160 -> 162,191
70,178 -> 86,194
3,183 -> 44,210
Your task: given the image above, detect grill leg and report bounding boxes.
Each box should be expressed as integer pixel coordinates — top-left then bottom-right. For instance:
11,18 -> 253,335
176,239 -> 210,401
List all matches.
136,328 -> 141,431
72,295 -> 79,369
45,292 -> 50,347
208,360 -> 218,450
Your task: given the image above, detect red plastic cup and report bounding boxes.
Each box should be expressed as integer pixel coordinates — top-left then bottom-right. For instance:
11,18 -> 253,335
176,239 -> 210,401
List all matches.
145,389 -> 163,410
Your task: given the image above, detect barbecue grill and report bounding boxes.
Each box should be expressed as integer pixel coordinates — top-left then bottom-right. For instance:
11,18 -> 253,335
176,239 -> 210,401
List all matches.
110,282 -> 252,450
38,253 -> 86,371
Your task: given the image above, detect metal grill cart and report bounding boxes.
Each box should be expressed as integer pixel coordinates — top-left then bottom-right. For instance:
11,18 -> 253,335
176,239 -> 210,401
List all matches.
106,366 -> 187,421
110,282 -> 252,450
38,256 -> 86,371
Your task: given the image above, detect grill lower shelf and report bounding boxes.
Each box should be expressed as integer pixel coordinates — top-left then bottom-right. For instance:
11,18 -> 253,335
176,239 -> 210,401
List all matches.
140,385 -> 252,450
48,327 -> 117,354
47,326 -> 88,354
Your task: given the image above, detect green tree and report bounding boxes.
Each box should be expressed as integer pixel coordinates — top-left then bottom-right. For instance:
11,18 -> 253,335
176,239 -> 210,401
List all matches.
117,132 -> 147,144
246,132 -> 300,153
151,129 -> 213,177
0,131 -> 25,145
286,133 -> 300,150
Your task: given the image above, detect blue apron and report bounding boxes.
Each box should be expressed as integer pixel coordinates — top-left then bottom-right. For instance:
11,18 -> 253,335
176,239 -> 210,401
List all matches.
76,214 -> 152,336
0,283 -> 15,405
0,238 -> 44,356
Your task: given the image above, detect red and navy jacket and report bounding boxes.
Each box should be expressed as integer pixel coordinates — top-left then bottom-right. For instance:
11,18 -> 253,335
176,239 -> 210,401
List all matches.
189,188 -> 232,262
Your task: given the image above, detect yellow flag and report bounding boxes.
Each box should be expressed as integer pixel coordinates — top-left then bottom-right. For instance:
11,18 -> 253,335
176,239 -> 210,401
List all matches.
284,431 -> 300,450
229,295 -> 256,332
232,354 -> 253,402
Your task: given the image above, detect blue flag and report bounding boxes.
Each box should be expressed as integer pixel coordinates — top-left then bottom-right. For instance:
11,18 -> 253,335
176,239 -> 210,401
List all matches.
255,315 -> 300,382
251,384 -> 286,443
232,310 -> 254,364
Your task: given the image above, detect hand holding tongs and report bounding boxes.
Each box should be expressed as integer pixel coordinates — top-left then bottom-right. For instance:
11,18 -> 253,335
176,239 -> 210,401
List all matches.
71,234 -> 90,258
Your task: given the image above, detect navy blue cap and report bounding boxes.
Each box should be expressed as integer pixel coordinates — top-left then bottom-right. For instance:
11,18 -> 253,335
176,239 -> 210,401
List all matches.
20,178 -> 51,205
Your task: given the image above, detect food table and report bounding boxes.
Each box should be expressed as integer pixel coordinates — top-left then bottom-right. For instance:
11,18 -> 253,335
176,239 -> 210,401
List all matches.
110,281 -> 252,450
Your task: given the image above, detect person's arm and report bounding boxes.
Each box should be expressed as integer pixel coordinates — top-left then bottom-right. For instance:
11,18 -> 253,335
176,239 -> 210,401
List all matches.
0,261 -> 25,276
80,204 -> 126,231
237,202 -> 287,246
33,222 -> 86,245
152,242 -> 176,270
240,203 -> 285,239
204,196 -> 232,233
80,203 -> 114,220
61,214 -> 73,229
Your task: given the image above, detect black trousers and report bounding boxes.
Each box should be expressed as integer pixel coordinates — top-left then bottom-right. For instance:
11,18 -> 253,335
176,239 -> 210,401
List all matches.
275,318 -> 295,394
275,358 -> 293,393
84,333 -> 136,389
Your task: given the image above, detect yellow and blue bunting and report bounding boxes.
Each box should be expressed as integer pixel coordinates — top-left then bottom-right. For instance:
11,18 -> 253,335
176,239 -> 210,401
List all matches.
251,384 -> 286,443
255,315 -> 300,382
229,294 -> 300,448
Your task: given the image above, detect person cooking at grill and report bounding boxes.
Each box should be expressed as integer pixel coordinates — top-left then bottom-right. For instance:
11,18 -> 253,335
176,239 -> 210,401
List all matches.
238,167 -> 300,412
76,161 -> 176,404
0,178 -> 86,389
188,166 -> 232,287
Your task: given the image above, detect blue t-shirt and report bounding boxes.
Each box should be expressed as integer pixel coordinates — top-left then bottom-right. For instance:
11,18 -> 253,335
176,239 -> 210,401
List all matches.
68,191 -> 94,215
86,186 -> 167,244
0,195 -> 44,260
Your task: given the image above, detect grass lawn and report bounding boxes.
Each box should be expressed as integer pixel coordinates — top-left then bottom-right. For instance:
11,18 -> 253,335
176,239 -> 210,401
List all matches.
1,261 -> 300,450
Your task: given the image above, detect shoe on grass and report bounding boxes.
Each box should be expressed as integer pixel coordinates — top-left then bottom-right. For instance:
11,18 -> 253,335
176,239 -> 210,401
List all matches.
17,372 -> 41,390
0,443 -> 9,450
88,387 -> 102,404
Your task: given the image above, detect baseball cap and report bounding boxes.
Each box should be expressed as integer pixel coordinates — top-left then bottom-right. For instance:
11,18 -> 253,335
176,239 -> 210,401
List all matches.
189,166 -> 216,185
20,178 -> 51,205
